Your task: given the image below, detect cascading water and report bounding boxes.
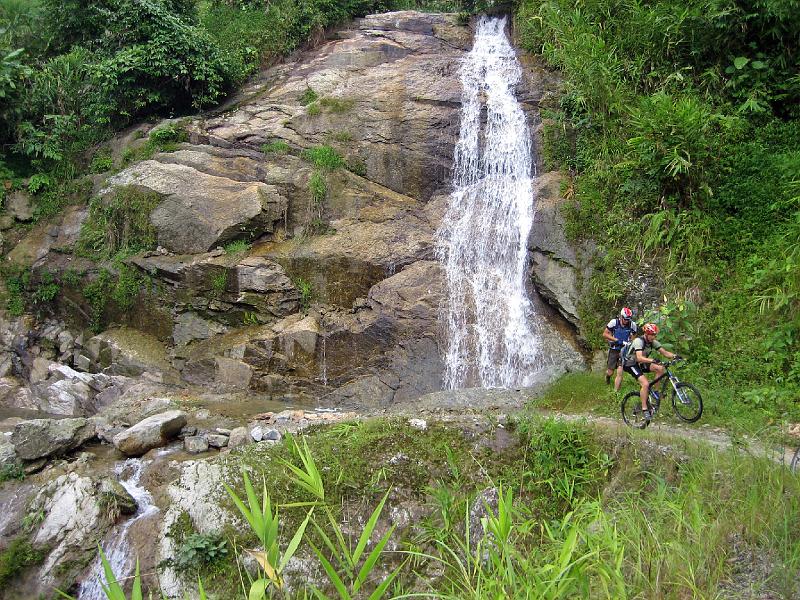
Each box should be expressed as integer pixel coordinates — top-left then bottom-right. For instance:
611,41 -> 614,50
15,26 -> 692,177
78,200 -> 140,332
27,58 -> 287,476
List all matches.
78,459 -> 158,599
437,15 -> 541,389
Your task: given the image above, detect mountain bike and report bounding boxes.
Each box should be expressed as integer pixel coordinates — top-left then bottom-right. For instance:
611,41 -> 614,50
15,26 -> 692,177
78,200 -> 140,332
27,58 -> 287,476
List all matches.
621,359 -> 703,429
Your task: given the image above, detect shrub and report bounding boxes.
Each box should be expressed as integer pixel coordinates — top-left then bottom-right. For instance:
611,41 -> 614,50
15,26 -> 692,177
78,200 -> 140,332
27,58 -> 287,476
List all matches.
77,186 -> 161,259
302,145 -> 344,171
308,171 -> 327,206
0,538 -> 46,588
173,533 -> 228,573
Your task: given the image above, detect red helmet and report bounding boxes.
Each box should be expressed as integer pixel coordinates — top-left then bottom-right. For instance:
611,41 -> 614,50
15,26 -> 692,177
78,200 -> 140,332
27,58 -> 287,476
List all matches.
619,307 -> 633,320
643,323 -> 659,336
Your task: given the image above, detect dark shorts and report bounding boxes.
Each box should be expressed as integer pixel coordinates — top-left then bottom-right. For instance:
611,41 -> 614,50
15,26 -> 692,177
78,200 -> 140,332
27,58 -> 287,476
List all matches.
607,348 -> 622,370
624,363 -> 652,379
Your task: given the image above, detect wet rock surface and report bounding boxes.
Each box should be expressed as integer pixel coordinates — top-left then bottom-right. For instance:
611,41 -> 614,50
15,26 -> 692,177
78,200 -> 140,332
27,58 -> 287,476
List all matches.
113,410 -> 188,457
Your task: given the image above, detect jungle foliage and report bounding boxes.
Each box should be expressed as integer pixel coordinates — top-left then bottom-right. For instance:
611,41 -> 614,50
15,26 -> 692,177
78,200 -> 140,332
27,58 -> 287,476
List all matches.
515,0 -> 800,431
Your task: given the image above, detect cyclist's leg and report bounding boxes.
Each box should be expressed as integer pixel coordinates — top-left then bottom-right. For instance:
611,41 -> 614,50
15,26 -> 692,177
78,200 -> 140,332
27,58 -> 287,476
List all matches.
637,374 -> 650,410
614,358 -> 624,391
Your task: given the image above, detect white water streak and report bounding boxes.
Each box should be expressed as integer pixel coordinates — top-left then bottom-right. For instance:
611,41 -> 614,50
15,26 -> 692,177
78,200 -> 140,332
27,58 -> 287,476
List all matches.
437,16 -> 541,389
78,459 -> 158,599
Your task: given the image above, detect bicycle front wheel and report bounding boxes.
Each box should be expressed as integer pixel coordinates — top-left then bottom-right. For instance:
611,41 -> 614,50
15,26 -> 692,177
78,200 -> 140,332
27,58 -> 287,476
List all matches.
622,391 -> 650,429
671,382 -> 703,423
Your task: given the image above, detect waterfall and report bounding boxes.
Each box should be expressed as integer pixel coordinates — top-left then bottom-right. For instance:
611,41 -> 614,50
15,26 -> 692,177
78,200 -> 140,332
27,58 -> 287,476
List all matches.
78,459 -> 158,599
437,16 -> 541,389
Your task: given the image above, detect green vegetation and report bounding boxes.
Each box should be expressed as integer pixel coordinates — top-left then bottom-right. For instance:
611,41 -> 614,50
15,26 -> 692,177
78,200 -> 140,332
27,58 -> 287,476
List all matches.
306,102 -> 321,117
77,186 -> 160,259
1,266 -> 61,316
0,537 -> 46,589
516,0 -> 800,434
308,171 -> 327,207
0,463 -> 24,484
173,533 -> 229,574
121,122 -> 188,165
223,239 -> 251,255
89,148 -> 113,174
211,271 -> 228,294
80,417 -> 800,598
329,131 -> 353,143
260,140 -> 290,155
298,87 -> 319,106
318,96 -> 355,113
294,276 -> 313,311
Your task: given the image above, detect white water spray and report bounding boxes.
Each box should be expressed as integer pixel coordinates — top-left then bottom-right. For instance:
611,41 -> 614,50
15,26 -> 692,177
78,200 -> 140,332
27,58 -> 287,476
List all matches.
78,459 -> 159,599
437,16 -> 541,389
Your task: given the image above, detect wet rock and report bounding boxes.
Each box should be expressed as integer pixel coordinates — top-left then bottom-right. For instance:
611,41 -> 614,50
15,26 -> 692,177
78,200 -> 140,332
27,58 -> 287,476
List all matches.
214,356 -> 253,390
469,487 -> 500,548
206,434 -> 229,448
184,435 -> 209,454
11,417 -> 96,460
78,328 -> 179,380
227,426 -> 251,449
113,410 -> 187,457
27,471 -> 136,595
0,438 -> 19,469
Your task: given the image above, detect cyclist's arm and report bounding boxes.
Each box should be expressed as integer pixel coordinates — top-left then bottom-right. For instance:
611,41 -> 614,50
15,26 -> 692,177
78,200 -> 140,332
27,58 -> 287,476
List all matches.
602,328 -> 617,343
635,350 -> 657,364
658,348 -> 676,360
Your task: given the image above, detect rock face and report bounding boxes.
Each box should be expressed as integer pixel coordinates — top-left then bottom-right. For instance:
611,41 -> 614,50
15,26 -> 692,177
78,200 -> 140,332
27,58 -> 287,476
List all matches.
112,410 -> 187,456
11,418 -> 95,460
527,172 -> 593,329
1,11 -> 588,422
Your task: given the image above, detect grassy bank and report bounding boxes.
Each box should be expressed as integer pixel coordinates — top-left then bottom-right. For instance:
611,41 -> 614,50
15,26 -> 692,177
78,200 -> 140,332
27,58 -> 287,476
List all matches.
514,0 -> 800,436
73,416 -> 800,599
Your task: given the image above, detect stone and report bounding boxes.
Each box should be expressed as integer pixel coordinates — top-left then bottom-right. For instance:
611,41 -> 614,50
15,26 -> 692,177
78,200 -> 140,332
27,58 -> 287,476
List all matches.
228,426 -> 251,449
215,428 -> 232,435
6,190 -> 33,221
112,410 -> 187,457
0,439 -> 19,470
262,428 -> 281,442
214,356 -> 253,390
206,434 -> 229,448
250,425 -> 265,442
172,311 -> 227,346
79,328 -> 179,381
184,435 -> 210,453
469,487 -> 500,548
11,418 -> 96,460
179,425 -> 198,438
408,418 -> 427,431
103,161 -> 288,254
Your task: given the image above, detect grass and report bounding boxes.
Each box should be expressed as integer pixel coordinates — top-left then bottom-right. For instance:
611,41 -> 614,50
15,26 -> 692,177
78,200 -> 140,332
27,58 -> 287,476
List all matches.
318,97 -> 355,113
59,416 -> 800,599
223,239 -> 251,255
260,140 -> 290,155
302,146 -> 344,171
0,538 -> 47,589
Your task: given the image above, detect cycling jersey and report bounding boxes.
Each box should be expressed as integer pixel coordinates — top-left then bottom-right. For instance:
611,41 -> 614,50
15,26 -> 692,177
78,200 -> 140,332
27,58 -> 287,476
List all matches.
622,336 -> 662,367
606,318 -> 638,350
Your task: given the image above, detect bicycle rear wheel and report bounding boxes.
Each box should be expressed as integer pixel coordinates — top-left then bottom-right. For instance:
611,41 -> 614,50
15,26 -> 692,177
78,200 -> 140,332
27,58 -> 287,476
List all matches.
622,391 -> 650,429
671,382 -> 703,423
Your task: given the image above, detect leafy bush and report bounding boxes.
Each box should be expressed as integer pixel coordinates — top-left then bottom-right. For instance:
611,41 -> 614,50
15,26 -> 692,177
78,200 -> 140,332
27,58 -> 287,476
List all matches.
77,186 -> 161,259
173,533 -> 229,573
0,538 -> 46,588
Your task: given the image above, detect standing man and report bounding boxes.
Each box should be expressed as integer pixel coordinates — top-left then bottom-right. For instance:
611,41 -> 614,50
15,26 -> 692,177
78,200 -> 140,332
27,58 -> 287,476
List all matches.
603,307 -> 637,390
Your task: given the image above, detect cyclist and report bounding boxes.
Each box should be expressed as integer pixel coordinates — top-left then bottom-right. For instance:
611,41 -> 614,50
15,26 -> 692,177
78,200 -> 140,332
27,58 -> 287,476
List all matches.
603,307 -> 637,391
622,323 -> 676,421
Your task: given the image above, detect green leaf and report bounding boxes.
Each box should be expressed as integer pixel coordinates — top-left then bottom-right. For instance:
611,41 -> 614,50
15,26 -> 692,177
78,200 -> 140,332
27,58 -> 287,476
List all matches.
733,56 -> 749,70
750,60 -> 766,70
352,490 -> 390,565
279,510 -> 313,571
248,578 -> 269,600
312,544 -> 351,600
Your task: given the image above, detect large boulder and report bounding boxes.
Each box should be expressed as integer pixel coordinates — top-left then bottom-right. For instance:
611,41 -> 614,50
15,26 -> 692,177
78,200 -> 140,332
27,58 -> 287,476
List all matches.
77,328 -> 179,381
103,160 -> 288,253
25,471 -> 136,595
10,418 -> 96,460
112,410 -> 187,456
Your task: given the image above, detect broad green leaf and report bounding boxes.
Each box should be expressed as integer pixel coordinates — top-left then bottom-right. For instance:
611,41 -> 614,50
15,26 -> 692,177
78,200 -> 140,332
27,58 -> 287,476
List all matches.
733,56 -> 749,70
